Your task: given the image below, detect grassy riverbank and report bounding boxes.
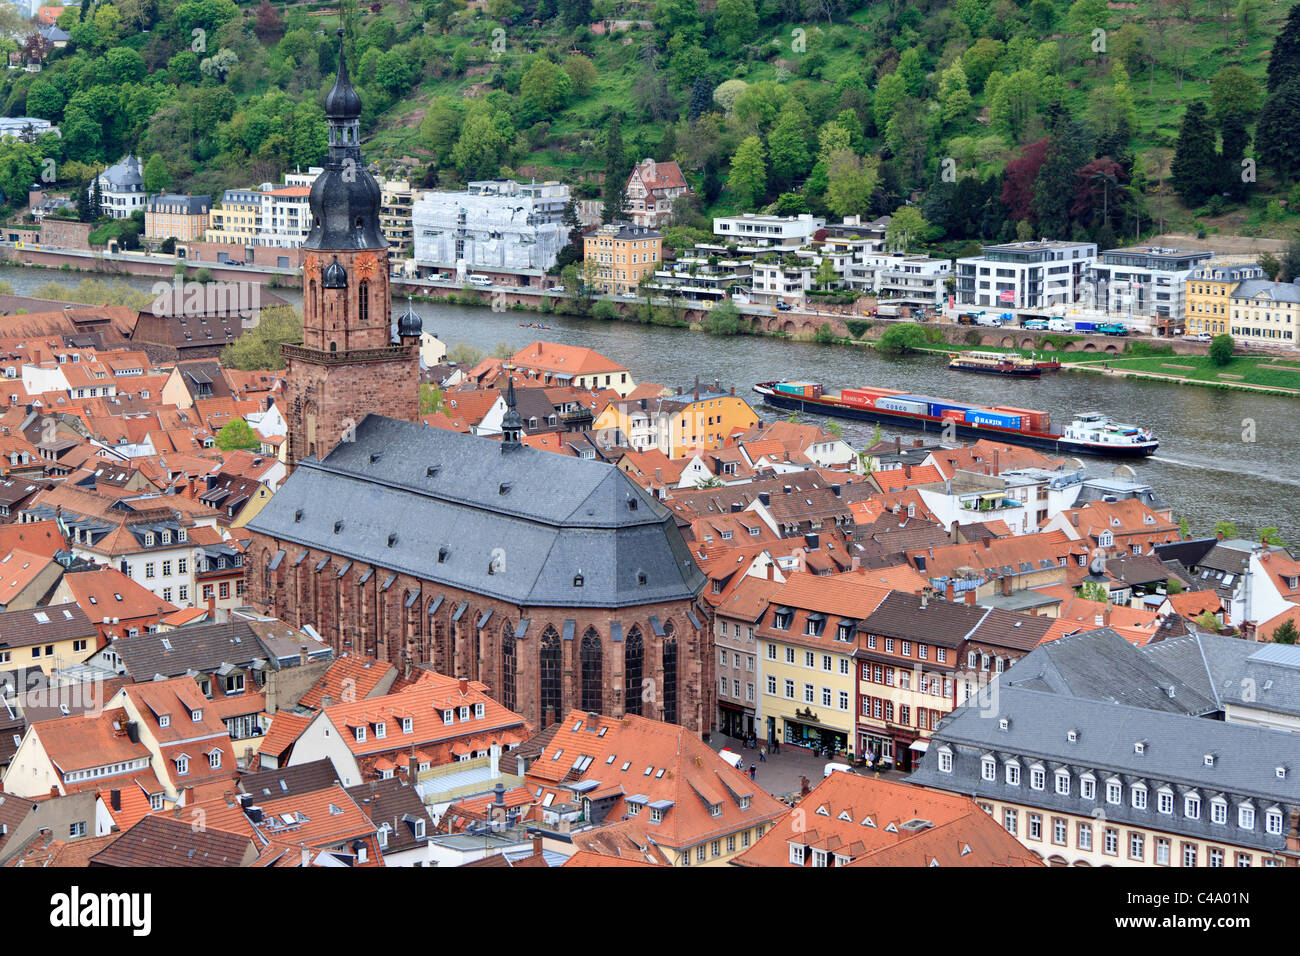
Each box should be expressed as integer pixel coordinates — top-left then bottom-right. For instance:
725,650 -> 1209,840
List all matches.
912,343 -> 1300,396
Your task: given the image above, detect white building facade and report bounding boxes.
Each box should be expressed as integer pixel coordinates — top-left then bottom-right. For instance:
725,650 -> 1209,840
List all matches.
412,180 -> 570,272
955,240 -> 1097,311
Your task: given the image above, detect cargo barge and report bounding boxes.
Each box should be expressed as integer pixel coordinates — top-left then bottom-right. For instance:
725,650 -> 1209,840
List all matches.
754,381 -> 1158,457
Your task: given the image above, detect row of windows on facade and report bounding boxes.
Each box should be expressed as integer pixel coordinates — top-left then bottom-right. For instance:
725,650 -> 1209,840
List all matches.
351,703 -> 484,743
994,806 -> 1280,866
766,678 -> 852,712
859,696 -> 945,731
3,638 -> 89,664
681,824 -> 763,863
941,751 -> 1287,835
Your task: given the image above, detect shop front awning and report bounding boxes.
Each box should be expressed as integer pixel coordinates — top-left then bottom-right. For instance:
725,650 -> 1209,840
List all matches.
909,740 -> 930,752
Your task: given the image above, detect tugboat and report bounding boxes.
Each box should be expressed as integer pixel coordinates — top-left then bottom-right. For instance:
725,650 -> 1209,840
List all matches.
948,351 -> 1043,378
752,382 -> 1158,457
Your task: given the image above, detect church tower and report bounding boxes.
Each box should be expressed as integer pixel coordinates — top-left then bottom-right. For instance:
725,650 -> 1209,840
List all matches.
283,30 -> 420,474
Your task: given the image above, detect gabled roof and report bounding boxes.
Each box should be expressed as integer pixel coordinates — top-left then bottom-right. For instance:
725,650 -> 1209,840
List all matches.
88,814 -> 255,867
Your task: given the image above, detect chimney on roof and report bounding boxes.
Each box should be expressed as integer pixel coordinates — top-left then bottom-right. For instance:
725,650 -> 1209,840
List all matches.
533,834 -> 544,858
654,468 -> 662,483
1001,574 -> 1012,597
1071,512 -> 1079,527
982,537 -> 991,551
766,562 -> 775,581
299,644 -> 308,666
110,789 -> 121,812
945,580 -> 955,603
459,678 -> 468,696
894,437 -> 901,454
851,555 -> 860,571
322,695 -> 333,708
920,589 -> 928,609
804,532 -> 819,551
914,439 -> 923,448
904,464 -> 912,480
301,845 -> 311,867
1103,606 -> 1111,627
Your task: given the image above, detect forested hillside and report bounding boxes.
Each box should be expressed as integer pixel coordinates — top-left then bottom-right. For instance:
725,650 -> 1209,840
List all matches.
1,0 -> 1296,256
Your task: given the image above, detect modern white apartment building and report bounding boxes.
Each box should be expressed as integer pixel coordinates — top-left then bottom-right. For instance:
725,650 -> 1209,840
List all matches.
412,179 -> 570,271
850,252 -> 953,306
379,178 -> 414,255
955,240 -> 1097,310
1084,246 -> 1213,327
203,168 -> 323,249
751,255 -> 814,305
713,213 -> 826,252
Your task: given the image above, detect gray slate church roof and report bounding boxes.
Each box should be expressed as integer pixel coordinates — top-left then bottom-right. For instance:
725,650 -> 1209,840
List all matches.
247,415 -> 705,609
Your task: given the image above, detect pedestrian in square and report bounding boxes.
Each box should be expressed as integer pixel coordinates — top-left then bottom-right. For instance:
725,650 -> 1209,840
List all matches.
759,745 -> 766,762
749,763 -> 756,780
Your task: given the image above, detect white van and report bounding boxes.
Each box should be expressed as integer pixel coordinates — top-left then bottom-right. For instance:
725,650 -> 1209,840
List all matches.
467,274 -> 492,287
975,314 -> 1003,327
824,762 -> 854,778
1047,319 -> 1072,332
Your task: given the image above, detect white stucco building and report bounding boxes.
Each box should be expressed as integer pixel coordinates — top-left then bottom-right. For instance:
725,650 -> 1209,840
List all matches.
412,180 -> 570,272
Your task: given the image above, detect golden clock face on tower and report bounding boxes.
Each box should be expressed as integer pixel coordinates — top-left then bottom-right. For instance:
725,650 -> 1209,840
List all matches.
355,252 -> 379,282
304,254 -> 321,283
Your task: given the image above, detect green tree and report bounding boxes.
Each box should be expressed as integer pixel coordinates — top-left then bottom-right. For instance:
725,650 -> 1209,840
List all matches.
1268,2 -> 1300,93
1079,581 -> 1110,603
220,306 -> 303,370
143,154 -> 170,193
938,61 -> 972,126
1171,101 -> 1220,207
815,258 -> 837,289
825,150 -> 879,218
877,323 -> 927,353
1257,76 -> 1300,181
1210,65 -> 1263,129
1273,619 -> 1299,644
728,135 -> 767,207
714,0 -> 757,56
559,0 -> 592,28
216,418 -> 260,451
451,111 -> 508,180
1166,578 -> 1184,594
1256,526 -> 1286,546
990,69 -> 1039,142
520,58 -> 572,120
1209,333 -> 1235,365
885,205 -> 928,251
446,343 -> 485,365
1179,517 -> 1191,539
766,102 -> 813,189
872,72 -> 907,132
1067,0 -> 1110,34
564,55 -> 597,98
1214,520 -> 1239,538
706,298 -> 744,335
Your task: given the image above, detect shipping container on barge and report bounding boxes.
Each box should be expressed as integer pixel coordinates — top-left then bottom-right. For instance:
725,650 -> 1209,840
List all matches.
754,382 -> 1157,457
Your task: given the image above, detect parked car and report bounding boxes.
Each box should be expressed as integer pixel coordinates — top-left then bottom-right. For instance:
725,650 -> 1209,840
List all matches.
620,291 -> 638,298
1022,319 -> 1049,330
975,314 -> 1003,327
550,286 -> 565,293
1047,319 -> 1072,332
1190,332 -> 1213,342
776,301 -> 793,311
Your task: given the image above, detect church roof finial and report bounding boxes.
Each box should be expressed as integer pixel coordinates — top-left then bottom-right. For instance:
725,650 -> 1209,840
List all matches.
325,27 -> 362,120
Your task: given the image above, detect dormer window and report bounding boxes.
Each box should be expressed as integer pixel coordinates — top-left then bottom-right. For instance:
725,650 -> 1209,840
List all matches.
402,717 -> 413,734
208,751 -> 221,769
375,722 -> 386,738
144,533 -> 154,546
442,709 -> 454,725
474,702 -> 485,718
1204,753 -> 1216,767
159,714 -> 170,728
190,709 -> 201,722
161,531 -> 171,544
459,706 -> 470,721
175,755 -> 188,775
355,726 -> 366,743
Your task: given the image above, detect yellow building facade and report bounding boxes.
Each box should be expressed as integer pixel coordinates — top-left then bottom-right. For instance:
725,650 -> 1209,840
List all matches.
583,222 -> 662,295
1184,263 -> 1265,336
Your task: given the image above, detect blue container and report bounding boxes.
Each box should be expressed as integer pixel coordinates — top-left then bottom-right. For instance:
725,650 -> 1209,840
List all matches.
1074,321 -> 1098,332
928,401 -> 976,417
966,410 -> 1022,429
